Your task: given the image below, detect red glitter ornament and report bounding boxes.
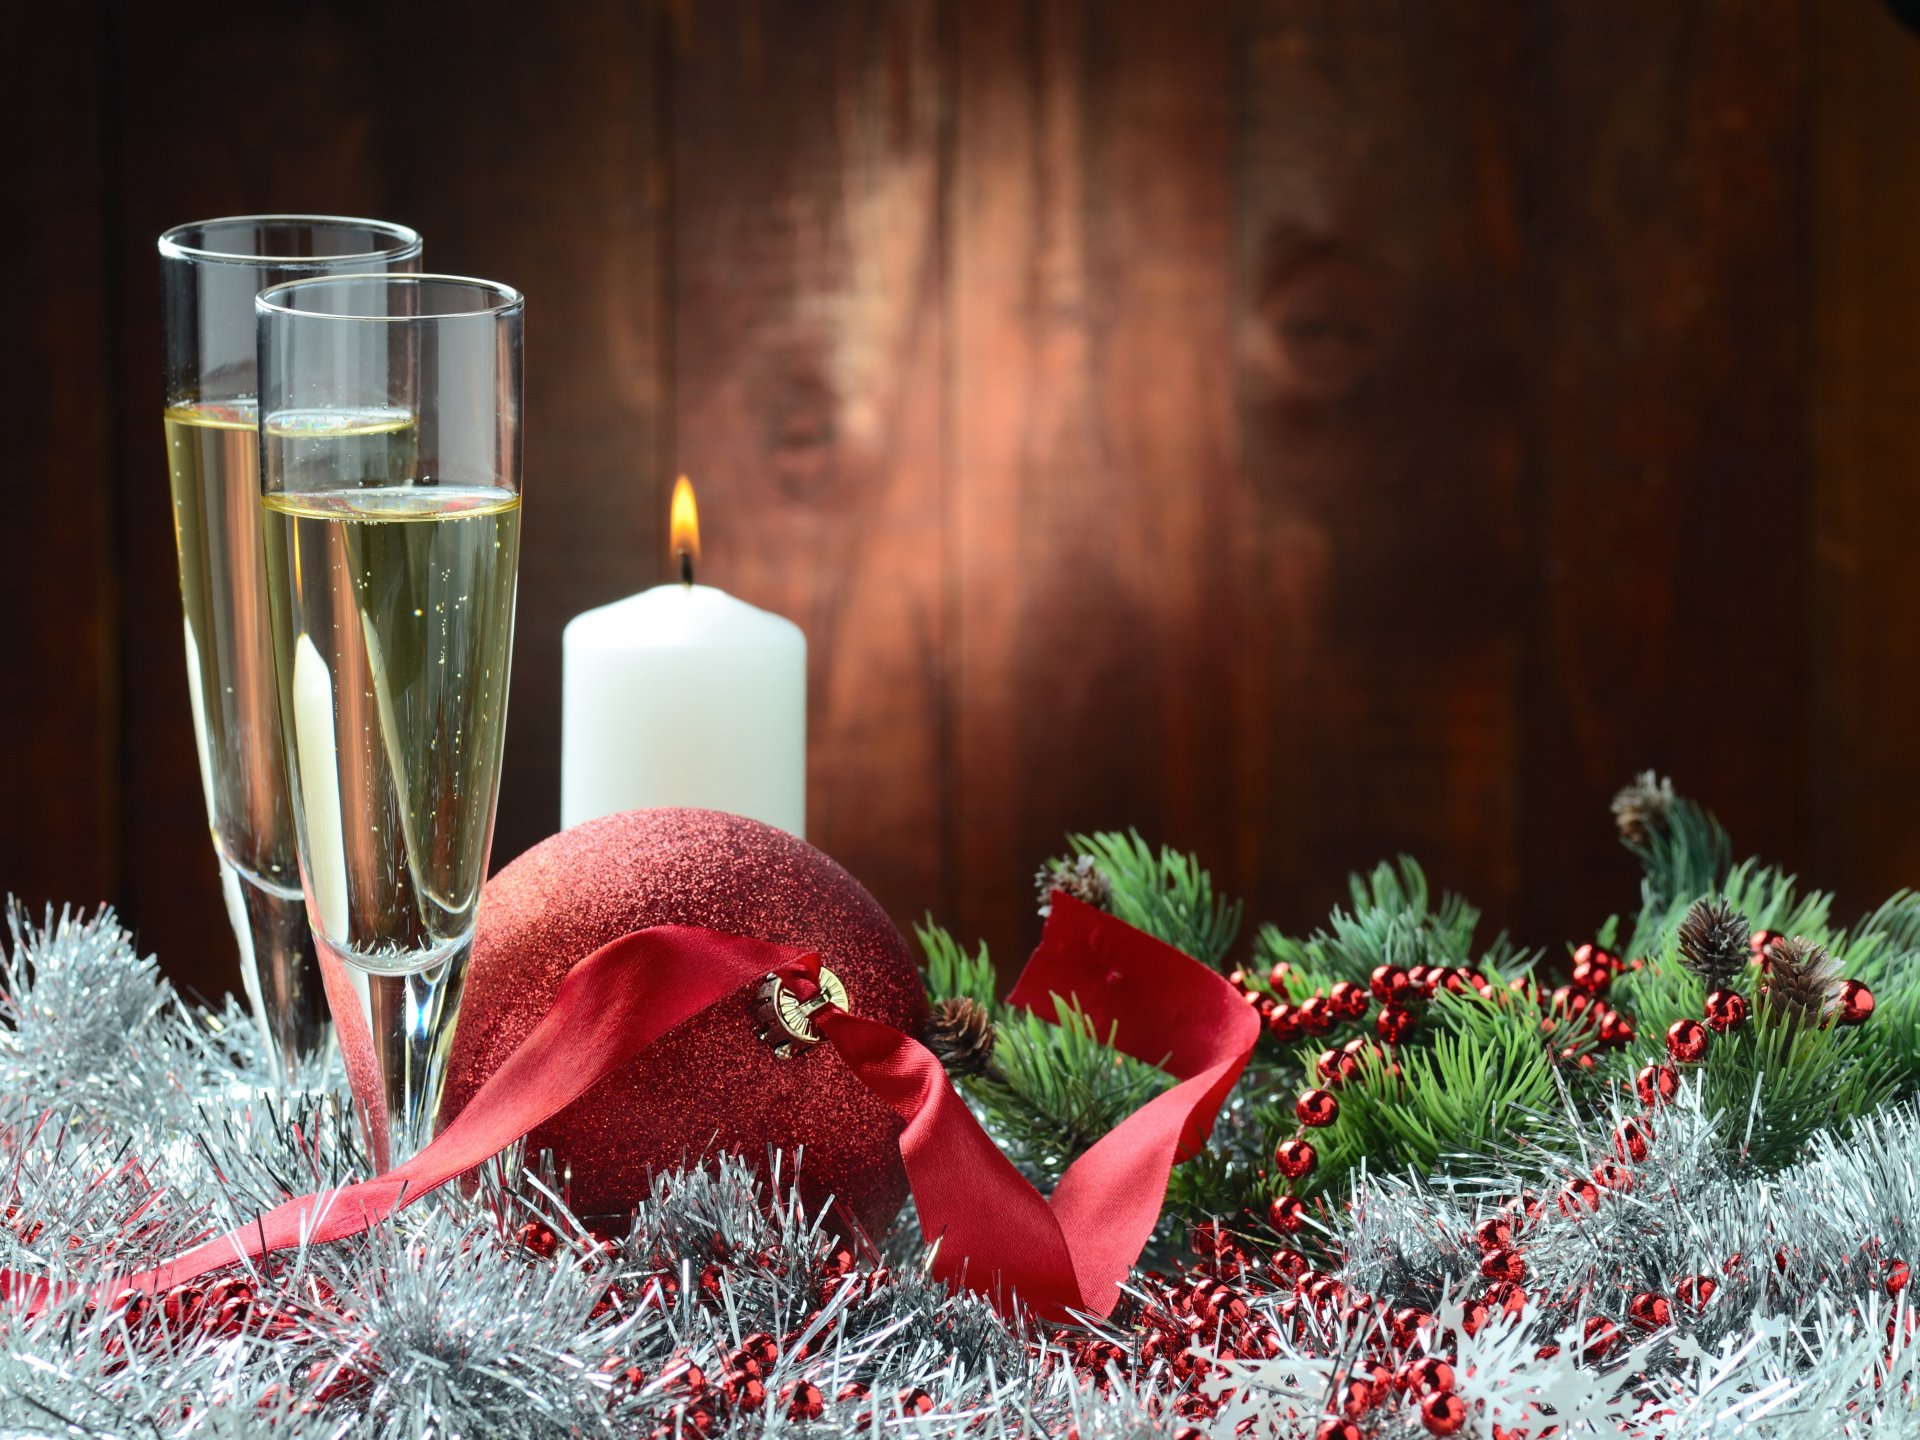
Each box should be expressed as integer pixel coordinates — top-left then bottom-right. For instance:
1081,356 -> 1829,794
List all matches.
1267,1195 -> 1306,1233
1666,1018 -> 1709,1064
1316,1421 -> 1362,1440
1636,1063 -> 1680,1106
1475,1217 -> 1514,1251
1421,1391 -> 1468,1436
1376,1005 -> 1416,1044
441,809 -> 927,1232
1889,1260 -> 1911,1296
1295,1089 -> 1339,1128
1676,1274 -> 1718,1308
1838,979 -> 1875,1026
1627,1292 -> 1671,1329
1370,965 -> 1411,1004
1704,990 -> 1748,1032
1401,1356 -> 1454,1395
1275,1138 -> 1318,1179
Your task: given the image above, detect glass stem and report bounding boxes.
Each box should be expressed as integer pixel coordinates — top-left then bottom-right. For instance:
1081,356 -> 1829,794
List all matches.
219,860 -> 330,1088
319,940 -> 472,1174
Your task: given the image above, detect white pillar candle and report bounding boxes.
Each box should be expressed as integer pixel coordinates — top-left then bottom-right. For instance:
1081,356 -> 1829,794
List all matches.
560,480 -> 807,836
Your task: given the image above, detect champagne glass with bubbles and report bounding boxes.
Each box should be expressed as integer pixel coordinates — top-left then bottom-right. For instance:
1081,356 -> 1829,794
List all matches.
257,274 -> 523,1171
158,217 -> 422,1085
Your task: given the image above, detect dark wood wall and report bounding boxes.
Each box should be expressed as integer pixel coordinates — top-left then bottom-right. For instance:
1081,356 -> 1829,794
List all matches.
6,0 -> 1919,998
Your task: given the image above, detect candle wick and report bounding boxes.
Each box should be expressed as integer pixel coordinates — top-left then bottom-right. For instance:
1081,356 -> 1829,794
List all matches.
678,549 -> 694,587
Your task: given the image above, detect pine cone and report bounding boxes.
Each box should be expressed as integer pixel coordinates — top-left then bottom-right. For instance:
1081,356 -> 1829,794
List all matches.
925,997 -> 997,1078
1035,855 -> 1113,918
1612,771 -> 1676,847
1676,898 -> 1750,991
1761,936 -> 1838,1030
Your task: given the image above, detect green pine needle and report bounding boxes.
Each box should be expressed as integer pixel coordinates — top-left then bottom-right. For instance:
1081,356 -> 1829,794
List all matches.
1061,831 -> 1243,968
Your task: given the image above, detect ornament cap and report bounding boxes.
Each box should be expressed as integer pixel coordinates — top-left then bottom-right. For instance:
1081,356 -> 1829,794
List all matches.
756,966 -> 849,1058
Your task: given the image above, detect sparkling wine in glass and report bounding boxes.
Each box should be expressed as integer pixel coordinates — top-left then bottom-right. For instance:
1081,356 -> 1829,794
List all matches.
258,274 -> 523,1170
157,217 -> 422,1084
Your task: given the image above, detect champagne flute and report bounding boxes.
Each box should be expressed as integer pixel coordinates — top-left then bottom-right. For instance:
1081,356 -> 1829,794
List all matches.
256,274 -> 524,1171
157,217 -> 422,1084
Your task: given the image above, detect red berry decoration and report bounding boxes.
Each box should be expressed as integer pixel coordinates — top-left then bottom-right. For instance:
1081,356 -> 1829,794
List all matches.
1329,980 -> 1369,1020
1486,1279 -> 1527,1316
1376,1005 -> 1416,1044
1370,965 -> 1410,1004
1889,1260 -> 1911,1297
783,1382 -> 824,1421
1593,1159 -> 1634,1192
1480,1248 -> 1525,1282
1558,1179 -> 1601,1215
1316,1421 -> 1362,1440
1582,1315 -> 1619,1359
1298,994 -> 1335,1034
1275,1138 -> 1318,1179
1703,989 -> 1748,1032
1268,1195 -> 1306,1233
1316,1046 -> 1357,1083
1268,1005 -> 1301,1042
1598,1010 -> 1635,1046
1573,942 -> 1618,973
1401,1356 -> 1455,1396
1475,1217 -> 1514,1251
1627,1292 -> 1672,1329
1295,1088 -> 1340,1128
1676,1273 -> 1718,1309
1751,929 -> 1782,966
1837,979 -> 1875,1026
1666,1017 -> 1709,1064
1636,1063 -> 1680,1106
1421,1391 -> 1467,1437
1613,1119 -> 1650,1163
1570,958 -> 1610,994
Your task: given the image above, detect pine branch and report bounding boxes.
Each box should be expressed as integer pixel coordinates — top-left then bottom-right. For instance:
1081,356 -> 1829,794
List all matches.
1615,773 -> 1732,936
1056,832 -> 1243,968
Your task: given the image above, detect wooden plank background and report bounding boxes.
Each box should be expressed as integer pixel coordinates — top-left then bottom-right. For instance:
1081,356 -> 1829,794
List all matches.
4,0 -> 1918,998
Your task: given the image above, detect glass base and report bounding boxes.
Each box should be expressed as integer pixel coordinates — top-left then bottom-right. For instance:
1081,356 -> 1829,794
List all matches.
218,859 -> 331,1088
318,937 -> 472,1175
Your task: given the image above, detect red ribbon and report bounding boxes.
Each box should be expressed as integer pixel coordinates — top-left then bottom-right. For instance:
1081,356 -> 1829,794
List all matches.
1,895 -> 1255,1324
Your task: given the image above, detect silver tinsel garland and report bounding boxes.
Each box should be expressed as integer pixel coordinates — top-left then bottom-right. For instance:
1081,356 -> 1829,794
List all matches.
3,906 -> 1919,1436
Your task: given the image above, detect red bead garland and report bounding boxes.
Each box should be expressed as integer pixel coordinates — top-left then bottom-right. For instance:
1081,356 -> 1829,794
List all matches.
1420,1390 -> 1468,1436
1295,1088 -> 1339,1128
1275,1138 -> 1318,1180
1665,1017 -> 1709,1064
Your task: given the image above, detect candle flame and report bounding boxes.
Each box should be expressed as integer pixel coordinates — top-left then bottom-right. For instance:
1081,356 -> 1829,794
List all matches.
670,475 -> 701,573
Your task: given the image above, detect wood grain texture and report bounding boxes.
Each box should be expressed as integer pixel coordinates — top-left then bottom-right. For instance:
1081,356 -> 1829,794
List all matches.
8,0 -> 1916,996
377,2 -> 671,876
1812,0 -> 1920,924
105,4 -> 395,996
950,0 -> 1240,966
1233,1 -> 1529,939
1523,0 -> 1810,943
0,1 -> 117,920
670,0 -> 948,927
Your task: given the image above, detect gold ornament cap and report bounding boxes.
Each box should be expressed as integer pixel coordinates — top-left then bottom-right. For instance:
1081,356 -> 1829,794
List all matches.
756,966 -> 848,1059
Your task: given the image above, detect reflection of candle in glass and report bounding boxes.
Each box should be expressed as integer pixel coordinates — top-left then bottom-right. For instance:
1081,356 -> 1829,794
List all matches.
560,477 -> 807,835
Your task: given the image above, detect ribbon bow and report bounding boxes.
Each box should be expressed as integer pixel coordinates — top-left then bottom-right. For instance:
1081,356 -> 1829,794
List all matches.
2,894 -> 1257,1324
